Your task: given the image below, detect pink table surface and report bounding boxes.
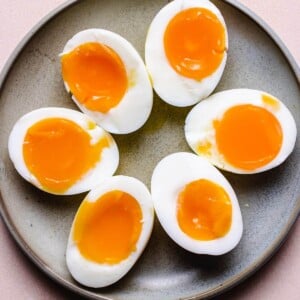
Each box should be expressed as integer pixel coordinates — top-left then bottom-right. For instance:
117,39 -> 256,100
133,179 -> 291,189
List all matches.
0,0 -> 299,299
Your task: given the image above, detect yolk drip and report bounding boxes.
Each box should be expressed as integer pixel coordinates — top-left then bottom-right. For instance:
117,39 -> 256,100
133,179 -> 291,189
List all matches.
73,190 -> 143,264
262,94 -> 280,111
61,42 -> 128,113
164,8 -> 226,81
197,140 -> 212,156
214,104 -> 283,170
177,179 -> 232,240
23,118 -> 109,193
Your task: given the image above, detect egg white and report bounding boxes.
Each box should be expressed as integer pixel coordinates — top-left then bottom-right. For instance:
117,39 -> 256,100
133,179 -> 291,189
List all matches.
66,175 -> 154,288
151,152 -> 243,255
145,0 -> 228,107
185,89 -> 297,174
61,29 -> 153,134
8,107 -> 119,195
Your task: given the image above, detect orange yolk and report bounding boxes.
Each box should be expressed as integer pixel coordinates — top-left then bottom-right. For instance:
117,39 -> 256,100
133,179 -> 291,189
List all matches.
61,42 -> 128,113
177,179 -> 232,240
164,8 -> 226,81
73,190 -> 143,264
214,104 -> 283,170
23,118 -> 109,193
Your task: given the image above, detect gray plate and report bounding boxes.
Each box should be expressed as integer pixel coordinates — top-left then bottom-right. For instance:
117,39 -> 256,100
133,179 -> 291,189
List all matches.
0,0 -> 299,299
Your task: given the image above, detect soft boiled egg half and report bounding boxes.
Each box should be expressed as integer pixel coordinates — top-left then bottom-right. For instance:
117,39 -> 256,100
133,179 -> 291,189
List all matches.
66,175 -> 154,288
185,89 -> 297,174
61,29 -> 153,134
8,107 -> 119,195
151,152 -> 242,255
145,0 -> 228,107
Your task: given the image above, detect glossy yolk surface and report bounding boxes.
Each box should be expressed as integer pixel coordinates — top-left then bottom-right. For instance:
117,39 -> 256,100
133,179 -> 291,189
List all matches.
177,179 -> 232,240
23,118 -> 109,193
73,190 -> 143,264
214,104 -> 283,170
164,8 -> 226,81
61,42 -> 128,113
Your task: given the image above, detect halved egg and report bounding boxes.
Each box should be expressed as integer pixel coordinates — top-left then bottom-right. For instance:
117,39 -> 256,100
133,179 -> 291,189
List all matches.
8,107 -> 119,195
151,152 -> 242,255
66,175 -> 154,288
145,0 -> 228,107
185,89 -> 297,174
61,29 -> 153,134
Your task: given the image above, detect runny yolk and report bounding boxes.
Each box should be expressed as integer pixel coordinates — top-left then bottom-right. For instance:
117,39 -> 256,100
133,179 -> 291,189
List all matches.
73,190 -> 143,264
23,118 -> 109,193
61,42 -> 128,113
214,104 -> 283,170
177,179 -> 232,241
164,8 -> 226,81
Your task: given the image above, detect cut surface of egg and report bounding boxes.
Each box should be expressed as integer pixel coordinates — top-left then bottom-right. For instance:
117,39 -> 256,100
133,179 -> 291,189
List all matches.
61,29 -> 153,134
151,152 -> 242,255
66,175 -> 154,288
145,0 -> 228,107
8,107 -> 119,195
185,89 -> 297,174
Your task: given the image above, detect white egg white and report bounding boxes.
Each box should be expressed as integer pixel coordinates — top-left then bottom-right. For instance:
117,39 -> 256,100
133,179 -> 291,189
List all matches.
8,107 -> 119,195
66,175 -> 154,288
185,89 -> 297,174
151,152 -> 243,255
145,0 -> 228,107
61,29 -> 153,134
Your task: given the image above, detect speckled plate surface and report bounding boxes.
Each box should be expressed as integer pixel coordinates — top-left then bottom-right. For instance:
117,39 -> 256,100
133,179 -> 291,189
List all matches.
0,0 -> 299,299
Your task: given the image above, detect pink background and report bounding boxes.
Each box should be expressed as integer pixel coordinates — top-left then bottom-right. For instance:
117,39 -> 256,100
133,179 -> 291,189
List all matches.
0,0 -> 299,299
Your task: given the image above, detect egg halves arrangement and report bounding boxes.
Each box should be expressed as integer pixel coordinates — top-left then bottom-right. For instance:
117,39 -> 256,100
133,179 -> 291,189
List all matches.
7,0 -> 298,292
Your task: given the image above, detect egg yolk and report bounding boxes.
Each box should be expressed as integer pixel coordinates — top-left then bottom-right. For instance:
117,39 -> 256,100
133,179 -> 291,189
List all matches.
61,42 -> 128,113
164,8 -> 226,81
73,190 -> 143,264
214,104 -> 283,170
23,118 -> 109,193
177,179 -> 232,240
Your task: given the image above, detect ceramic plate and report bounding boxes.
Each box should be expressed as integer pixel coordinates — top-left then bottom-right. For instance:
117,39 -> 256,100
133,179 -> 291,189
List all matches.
0,0 -> 299,299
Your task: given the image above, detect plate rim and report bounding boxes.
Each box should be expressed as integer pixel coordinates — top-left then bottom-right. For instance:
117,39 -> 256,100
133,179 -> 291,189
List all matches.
0,0 -> 299,299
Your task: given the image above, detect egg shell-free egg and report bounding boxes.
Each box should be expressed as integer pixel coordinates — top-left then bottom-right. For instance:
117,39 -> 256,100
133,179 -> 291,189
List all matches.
61,29 -> 153,134
8,107 -> 119,195
185,89 -> 297,174
151,152 -> 243,255
145,0 -> 228,107
66,175 -> 154,288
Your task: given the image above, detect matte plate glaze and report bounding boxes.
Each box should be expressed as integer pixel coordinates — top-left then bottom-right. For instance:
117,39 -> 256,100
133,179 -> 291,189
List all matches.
0,0 -> 299,299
